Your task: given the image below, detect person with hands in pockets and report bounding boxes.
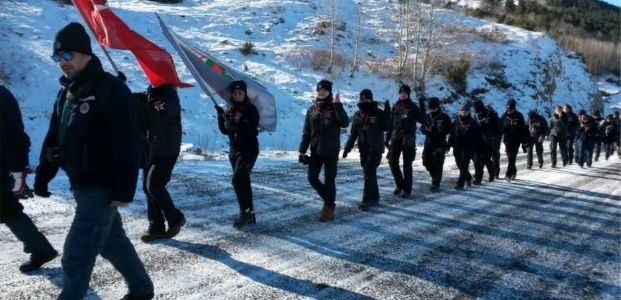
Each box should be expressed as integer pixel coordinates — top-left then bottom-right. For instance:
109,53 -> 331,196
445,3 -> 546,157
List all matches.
298,79 -> 349,222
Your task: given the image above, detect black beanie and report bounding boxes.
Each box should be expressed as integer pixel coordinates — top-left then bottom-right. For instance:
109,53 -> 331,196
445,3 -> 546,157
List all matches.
428,97 -> 440,109
473,100 -> 485,113
316,79 -> 333,94
398,85 -> 411,95
230,80 -> 247,94
53,23 -> 92,55
506,99 -> 517,109
359,89 -> 373,101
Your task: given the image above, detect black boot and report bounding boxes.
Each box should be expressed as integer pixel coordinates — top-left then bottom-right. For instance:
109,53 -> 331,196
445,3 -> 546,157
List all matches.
19,250 -> 58,273
234,210 -> 256,227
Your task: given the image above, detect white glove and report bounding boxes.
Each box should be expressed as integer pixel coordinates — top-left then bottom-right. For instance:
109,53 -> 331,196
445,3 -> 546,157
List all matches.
11,171 -> 26,196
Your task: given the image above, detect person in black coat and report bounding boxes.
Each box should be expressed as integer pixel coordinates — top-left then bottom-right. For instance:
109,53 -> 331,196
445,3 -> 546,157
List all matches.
343,89 -> 390,210
299,79 -> 349,222
0,85 -> 58,273
526,110 -> 549,169
134,84 -> 185,241
448,104 -> 482,190
421,97 -> 451,192
34,23 -> 153,300
385,85 -> 426,198
549,106 -> 568,167
592,111 -> 604,162
602,114 -> 616,160
473,100 -> 501,183
563,104 -> 579,164
575,111 -> 597,167
216,80 -> 260,227
500,99 -> 527,182
613,111 -> 620,157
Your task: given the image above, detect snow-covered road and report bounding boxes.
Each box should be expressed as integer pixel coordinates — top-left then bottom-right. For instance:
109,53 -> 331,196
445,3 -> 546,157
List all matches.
1,151 -> 619,299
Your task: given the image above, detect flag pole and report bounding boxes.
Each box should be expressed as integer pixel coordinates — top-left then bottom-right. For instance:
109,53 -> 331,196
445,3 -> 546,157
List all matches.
70,0 -> 120,74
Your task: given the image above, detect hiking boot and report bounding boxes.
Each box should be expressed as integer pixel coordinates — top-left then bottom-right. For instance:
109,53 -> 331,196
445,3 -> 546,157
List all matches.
429,185 -> 439,192
19,250 -> 58,273
140,230 -> 170,242
466,179 -> 472,187
400,191 -> 411,199
488,174 -> 494,182
358,201 -> 371,211
454,185 -> 464,190
392,187 -> 402,195
233,210 -> 256,227
319,204 -> 335,222
166,216 -> 186,238
473,180 -> 482,186
538,162 -> 543,168
120,291 -> 154,300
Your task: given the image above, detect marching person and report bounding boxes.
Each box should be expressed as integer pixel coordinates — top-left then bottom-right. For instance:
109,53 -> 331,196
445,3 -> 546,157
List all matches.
385,85 -> 425,198
299,79 -> 349,221
592,111 -> 604,162
575,111 -> 597,167
420,97 -> 451,191
525,110 -> 549,169
134,84 -> 186,241
33,23 -> 153,300
500,99 -> 527,182
563,104 -> 579,165
343,89 -> 390,210
215,80 -> 260,227
448,104 -> 482,190
473,100 -> 501,183
549,106 -> 568,167
603,114 -> 616,160
1,85 -> 58,273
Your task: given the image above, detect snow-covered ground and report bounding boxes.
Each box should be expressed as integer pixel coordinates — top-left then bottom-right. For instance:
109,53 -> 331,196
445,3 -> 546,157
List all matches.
1,148 -> 619,299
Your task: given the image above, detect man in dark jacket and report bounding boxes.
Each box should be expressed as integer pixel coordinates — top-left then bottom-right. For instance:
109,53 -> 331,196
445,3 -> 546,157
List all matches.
501,99 -> 527,182
421,97 -> 451,192
603,114 -> 616,160
134,84 -> 185,241
386,85 -> 426,198
563,104 -> 579,164
473,100 -> 501,183
526,110 -> 549,169
448,104 -> 482,190
1,85 -> 58,273
299,79 -> 349,221
343,89 -> 390,210
549,106 -> 568,167
33,23 -> 153,300
592,111 -> 604,162
613,111 -> 620,157
216,80 -> 260,227
575,111 -> 597,167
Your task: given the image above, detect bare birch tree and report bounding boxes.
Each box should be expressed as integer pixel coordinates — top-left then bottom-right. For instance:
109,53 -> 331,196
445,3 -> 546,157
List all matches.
326,0 -> 337,75
349,1 -> 364,78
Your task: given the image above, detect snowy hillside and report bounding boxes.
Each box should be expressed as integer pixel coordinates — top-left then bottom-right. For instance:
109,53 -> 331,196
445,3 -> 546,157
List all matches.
0,0 -> 600,159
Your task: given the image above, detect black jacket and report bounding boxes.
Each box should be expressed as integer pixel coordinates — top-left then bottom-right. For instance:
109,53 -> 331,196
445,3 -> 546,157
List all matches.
565,111 -> 579,137
344,102 -> 390,154
421,109 -> 451,150
35,56 -> 141,202
501,110 -> 527,145
299,99 -> 349,155
576,116 -> 597,144
218,100 -> 260,154
527,114 -> 549,141
135,85 -> 182,162
549,113 -> 568,139
386,97 -> 425,148
448,115 -> 482,151
475,107 -> 502,138
0,85 -> 30,176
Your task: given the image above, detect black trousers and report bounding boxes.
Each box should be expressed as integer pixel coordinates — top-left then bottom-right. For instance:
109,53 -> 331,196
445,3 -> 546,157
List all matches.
360,152 -> 382,203
422,146 -> 445,187
387,142 -> 416,193
308,153 -> 338,207
604,140 -> 615,159
454,148 -> 474,187
549,135 -> 567,167
594,138 -> 602,161
142,156 -> 183,233
526,141 -> 544,167
492,136 -> 501,178
229,150 -> 258,212
474,143 -> 494,182
566,135 -> 575,163
505,143 -> 520,178
0,174 -> 24,224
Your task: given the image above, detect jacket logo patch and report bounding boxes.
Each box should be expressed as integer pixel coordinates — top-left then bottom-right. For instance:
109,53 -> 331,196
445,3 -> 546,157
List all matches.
79,96 -> 96,102
79,102 -> 90,114
153,101 -> 166,111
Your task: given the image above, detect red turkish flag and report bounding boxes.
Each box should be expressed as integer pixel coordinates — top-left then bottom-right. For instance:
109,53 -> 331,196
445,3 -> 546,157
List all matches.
73,0 -> 191,88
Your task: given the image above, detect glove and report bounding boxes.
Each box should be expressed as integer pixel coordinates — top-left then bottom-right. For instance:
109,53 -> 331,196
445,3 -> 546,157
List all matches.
342,151 -> 349,159
117,71 -> 127,82
214,105 -> 225,115
538,136 -> 545,144
33,180 -> 51,198
298,154 -> 310,165
46,147 -> 63,164
10,171 -> 26,196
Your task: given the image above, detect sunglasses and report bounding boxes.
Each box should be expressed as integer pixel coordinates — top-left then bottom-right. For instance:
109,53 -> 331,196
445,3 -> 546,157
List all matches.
51,52 -> 75,62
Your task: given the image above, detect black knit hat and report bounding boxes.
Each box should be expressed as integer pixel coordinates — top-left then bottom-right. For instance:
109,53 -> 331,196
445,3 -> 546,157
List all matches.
229,80 -> 247,94
398,84 -> 411,95
53,23 -> 92,55
359,89 -> 373,101
428,97 -> 440,109
473,100 -> 485,113
506,99 -> 517,109
316,79 -> 332,94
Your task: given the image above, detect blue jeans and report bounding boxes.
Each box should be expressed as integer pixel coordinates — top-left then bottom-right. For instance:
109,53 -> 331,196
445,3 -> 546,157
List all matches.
58,187 -> 153,300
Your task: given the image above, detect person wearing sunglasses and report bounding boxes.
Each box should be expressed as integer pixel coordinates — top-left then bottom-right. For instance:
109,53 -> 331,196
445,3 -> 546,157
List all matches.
34,22 -> 153,300
298,79 -> 349,222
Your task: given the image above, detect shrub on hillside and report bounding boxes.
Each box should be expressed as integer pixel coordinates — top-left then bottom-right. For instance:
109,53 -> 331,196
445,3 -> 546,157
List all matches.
445,56 -> 470,94
239,42 -> 258,56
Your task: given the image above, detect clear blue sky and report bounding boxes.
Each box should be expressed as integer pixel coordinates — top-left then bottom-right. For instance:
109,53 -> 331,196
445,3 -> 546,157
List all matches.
601,0 -> 620,7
